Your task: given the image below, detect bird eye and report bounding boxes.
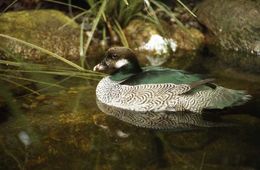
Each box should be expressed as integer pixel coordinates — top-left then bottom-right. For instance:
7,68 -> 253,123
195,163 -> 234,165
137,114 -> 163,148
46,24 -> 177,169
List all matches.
111,54 -> 118,60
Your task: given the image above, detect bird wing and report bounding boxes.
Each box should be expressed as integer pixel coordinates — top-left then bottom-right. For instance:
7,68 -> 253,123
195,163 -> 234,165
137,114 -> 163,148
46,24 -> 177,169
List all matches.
111,79 -> 215,112
123,78 -> 215,96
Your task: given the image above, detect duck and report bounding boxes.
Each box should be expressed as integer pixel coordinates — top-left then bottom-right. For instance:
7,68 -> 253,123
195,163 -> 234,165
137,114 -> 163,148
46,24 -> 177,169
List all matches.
93,47 -> 251,114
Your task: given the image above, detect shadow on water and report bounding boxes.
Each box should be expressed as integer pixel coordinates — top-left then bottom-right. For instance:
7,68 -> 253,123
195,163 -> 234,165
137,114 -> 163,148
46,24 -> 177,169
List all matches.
0,49 -> 260,169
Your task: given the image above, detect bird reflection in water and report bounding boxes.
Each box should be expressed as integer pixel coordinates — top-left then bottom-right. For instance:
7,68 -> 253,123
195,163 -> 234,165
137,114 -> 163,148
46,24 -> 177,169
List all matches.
96,99 -> 230,130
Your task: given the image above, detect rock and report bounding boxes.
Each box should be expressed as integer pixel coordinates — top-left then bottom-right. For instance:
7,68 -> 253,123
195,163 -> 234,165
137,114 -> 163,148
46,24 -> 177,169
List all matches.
137,34 -> 177,66
171,27 -> 204,51
124,19 -> 159,50
0,10 -> 102,64
124,19 -> 204,65
124,19 -> 205,51
196,0 -> 260,54
204,47 -> 260,74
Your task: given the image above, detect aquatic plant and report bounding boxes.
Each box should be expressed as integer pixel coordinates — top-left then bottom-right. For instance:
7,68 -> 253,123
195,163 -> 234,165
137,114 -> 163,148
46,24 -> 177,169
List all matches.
62,0 -> 197,66
0,0 -> 196,95
81,0 -> 165,49
0,34 -> 105,96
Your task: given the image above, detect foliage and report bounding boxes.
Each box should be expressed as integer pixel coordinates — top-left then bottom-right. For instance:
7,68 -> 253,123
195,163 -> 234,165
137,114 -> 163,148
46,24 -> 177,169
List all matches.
80,0 -> 196,64
0,34 -> 105,96
0,0 -> 196,95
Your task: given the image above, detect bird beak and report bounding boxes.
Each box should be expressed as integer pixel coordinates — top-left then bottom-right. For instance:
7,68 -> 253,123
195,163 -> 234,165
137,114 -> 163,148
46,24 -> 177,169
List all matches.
93,63 -> 108,72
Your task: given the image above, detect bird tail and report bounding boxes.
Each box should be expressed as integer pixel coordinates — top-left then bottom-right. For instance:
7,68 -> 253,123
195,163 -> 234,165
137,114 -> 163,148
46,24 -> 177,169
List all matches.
206,87 -> 251,109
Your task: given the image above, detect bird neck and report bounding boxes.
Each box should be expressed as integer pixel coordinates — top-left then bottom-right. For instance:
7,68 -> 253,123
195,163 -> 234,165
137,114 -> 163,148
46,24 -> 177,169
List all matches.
110,63 -> 142,82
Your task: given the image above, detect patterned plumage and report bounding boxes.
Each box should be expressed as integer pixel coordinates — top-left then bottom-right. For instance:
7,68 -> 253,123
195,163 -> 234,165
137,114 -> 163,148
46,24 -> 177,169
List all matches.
94,47 -> 251,115
96,99 -> 229,129
96,76 -> 250,113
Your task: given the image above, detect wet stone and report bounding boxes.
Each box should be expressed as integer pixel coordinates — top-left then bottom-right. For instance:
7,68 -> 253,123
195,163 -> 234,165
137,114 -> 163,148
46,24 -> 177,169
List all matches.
0,10 -> 101,63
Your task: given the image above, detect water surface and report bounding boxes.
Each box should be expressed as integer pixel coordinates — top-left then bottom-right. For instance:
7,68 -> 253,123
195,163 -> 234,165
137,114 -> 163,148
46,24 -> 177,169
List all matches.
0,50 -> 259,170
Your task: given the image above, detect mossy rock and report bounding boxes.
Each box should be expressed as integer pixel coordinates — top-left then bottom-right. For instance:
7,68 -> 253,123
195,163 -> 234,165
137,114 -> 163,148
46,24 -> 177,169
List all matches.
124,19 -> 159,49
171,27 -> 204,51
123,19 -> 204,67
0,10 -> 102,64
124,19 -> 204,51
196,0 -> 260,54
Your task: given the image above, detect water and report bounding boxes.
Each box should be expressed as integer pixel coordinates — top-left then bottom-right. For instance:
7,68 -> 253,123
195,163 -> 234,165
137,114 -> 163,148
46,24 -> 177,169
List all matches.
0,50 -> 259,170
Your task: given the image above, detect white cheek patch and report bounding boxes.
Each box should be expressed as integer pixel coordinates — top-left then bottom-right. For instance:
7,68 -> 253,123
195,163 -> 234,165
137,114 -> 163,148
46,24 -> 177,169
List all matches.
115,59 -> 129,68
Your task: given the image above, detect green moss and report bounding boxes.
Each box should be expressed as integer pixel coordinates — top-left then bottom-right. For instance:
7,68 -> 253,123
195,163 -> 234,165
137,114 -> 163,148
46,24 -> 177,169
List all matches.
0,10 -> 83,63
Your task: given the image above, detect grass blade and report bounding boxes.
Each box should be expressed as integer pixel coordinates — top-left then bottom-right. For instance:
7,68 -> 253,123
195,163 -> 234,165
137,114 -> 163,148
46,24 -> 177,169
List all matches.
176,0 -> 197,18
0,60 -> 104,75
0,77 -> 40,95
44,0 -> 86,11
59,8 -> 90,30
0,69 -> 105,78
59,2 -> 101,30
82,0 -> 107,67
1,0 -> 18,14
144,0 -> 165,35
0,34 -> 85,71
151,0 -> 186,29
19,76 -> 73,98
123,0 -> 129,6
113,19 -> 129,47
80,20 -> 86,66
0,74 -> 64,88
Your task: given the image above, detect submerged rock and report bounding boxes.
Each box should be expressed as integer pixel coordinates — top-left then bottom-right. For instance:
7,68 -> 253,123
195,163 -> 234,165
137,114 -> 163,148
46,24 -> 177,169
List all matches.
0,85 -> 160,170
196,0 -> 260,55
